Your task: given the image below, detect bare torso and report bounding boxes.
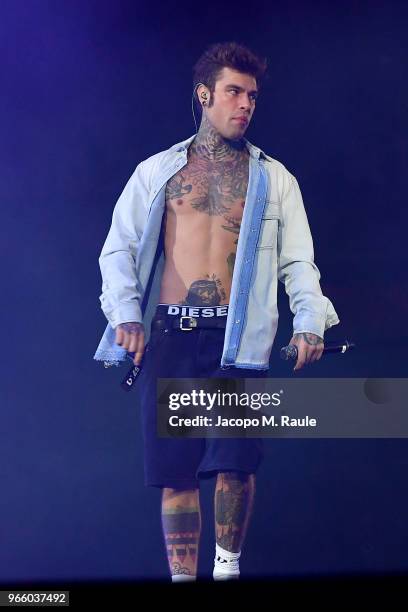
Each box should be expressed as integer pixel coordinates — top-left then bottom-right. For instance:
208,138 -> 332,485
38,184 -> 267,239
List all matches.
159,141 -> 250,306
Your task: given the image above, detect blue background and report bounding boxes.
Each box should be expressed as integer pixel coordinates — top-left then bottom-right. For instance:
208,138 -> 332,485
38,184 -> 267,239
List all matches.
1,0 -> 407,582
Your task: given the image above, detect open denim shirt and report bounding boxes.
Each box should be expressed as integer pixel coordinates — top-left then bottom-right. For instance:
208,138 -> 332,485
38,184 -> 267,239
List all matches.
93,134 -> 340,370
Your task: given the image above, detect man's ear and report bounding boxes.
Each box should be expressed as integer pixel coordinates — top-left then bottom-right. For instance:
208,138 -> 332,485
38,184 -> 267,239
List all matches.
198,85 -> 209,101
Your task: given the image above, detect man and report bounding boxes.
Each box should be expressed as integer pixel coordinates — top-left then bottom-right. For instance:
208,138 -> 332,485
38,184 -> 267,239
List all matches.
93,42 -> 340,582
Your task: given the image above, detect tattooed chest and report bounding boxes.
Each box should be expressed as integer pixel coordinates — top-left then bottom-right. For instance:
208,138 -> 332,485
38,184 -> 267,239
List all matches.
161,158 -> 250,295
164,159 -> 249,220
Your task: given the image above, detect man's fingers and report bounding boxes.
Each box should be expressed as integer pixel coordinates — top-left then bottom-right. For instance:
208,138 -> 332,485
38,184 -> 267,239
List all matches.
291,335 -> 325,371
115,328 -> 124,345
306,349 -> 317,365
312,347 -> 324,362
136,339 -> 145,364
115,322 -> 144,348
120,334 -> 130,350
133,351 -> 144,366
116,328 -> 131,348
293,346 -> 307,371
128,332 -> 141,354
294,345 -> 319,370
305,346 -> 324,365
115,326 -> 145,358
132,334 -> 145,365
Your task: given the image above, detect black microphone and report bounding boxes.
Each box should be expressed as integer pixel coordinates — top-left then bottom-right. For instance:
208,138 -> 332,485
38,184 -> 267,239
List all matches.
280,340 -> 355,361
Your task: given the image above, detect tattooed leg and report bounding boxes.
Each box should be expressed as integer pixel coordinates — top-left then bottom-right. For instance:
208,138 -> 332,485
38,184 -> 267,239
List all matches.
161,488 -> 201,578
214,472 -> 255,552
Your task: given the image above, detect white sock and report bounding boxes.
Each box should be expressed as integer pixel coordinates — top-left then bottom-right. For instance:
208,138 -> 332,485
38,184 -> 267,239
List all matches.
171,574 -> 196,583
213,543 -> 241,580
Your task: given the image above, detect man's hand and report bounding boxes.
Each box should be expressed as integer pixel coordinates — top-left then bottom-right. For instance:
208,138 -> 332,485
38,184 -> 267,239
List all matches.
115,322 -> 145,366
289,332 -> 324,372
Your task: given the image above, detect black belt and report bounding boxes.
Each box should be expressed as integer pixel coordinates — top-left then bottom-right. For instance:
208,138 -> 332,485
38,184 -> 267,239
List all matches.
151,315 -> 227,331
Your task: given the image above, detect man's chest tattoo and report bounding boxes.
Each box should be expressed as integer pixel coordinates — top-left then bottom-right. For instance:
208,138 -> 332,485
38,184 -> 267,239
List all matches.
163,154 -> 249,304
165,156 -> 249,216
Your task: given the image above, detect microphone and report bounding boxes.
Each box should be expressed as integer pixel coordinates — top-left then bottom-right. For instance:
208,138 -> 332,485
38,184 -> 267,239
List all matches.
280,340 -> 355,361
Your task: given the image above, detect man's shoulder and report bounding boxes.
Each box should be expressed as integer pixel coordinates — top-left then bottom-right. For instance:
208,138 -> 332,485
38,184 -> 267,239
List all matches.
138,148 -> 169,171
260,151 -> 295,180
141,136 -> 191,166
135,137 -> 190,183
258,151 -> 298,203
244,138 -> 296,181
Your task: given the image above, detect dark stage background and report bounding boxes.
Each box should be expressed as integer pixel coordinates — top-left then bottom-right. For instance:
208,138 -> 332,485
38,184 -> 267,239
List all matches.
1,0 -> 407,584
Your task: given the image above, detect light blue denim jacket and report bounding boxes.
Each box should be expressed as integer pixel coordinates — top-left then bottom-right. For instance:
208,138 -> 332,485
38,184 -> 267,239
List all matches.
93,134 -> 340,370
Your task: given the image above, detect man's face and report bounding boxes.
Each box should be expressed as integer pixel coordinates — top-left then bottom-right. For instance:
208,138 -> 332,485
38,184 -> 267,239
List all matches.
203,67 -> 258,140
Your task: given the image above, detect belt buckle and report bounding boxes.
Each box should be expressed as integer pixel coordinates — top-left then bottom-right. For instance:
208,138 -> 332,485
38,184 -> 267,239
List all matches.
180,316 -> 197,331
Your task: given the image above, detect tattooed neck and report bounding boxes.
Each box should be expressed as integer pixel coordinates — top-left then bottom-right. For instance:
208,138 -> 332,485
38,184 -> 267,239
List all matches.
190,115 -> 247,162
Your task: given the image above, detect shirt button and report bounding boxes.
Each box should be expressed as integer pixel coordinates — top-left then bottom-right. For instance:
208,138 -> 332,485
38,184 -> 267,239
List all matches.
235,319 -> 240,324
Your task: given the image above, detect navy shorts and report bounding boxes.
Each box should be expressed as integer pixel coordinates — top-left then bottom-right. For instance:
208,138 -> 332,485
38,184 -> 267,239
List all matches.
137,304 -> 269,489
